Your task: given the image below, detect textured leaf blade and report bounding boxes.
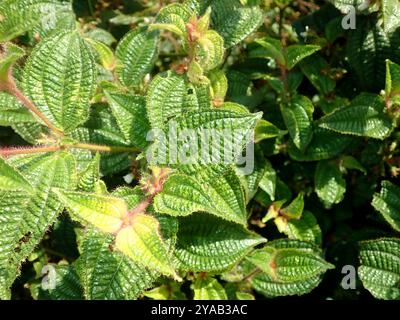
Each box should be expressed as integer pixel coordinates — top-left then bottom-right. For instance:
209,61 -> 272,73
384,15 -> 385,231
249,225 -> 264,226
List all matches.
75,228 -> 157,300
115,214 -> 178,279
174,213 -> 266,272
105,92 -> 151,149
155,166 -> 247,225
315,160 -> 346,209
115,28 -> 159,87
211,0 -> 263,48
372,181 -> 400,232
0,157 -> 33,192
23,31 -> 97,133
317,94 -> 393,140
358,238 -> 400,300
0,0 -> 75,42
54,190 -> 128,234
192,276 -> 228,300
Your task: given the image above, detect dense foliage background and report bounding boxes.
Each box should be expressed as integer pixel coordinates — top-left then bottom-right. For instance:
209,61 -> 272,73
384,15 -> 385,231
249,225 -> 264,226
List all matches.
0,0 -> 400,301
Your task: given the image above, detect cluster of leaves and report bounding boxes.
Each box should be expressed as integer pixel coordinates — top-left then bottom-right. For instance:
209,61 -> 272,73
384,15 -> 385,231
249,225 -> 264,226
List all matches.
0,0 -> 400,300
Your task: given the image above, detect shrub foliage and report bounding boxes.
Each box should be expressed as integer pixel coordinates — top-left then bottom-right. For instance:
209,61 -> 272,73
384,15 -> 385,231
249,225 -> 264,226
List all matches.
0,0 -> 400,300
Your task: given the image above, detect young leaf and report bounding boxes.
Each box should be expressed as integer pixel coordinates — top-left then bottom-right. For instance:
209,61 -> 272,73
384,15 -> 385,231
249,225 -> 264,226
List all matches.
194,30 -> 225,71
372,181 -> 400,232
86,38 -> 115,70
53,190 -> 128,234
115,28 -> 159,87
115,214 -> 178,279
23,31 -> 97,133
192,276 -> 228,300
174,213 -> 266,272
315,160 -> 346,209
358,238 -> 400,300
151,3 -> 192,37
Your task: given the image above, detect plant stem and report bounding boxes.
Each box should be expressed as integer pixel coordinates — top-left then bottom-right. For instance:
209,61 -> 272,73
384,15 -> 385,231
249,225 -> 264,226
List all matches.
72,143 -> 141,153
5,77 -> 64,137
1,143 -> 140,157
0,145 -> 61,157
241,267 -> 262,282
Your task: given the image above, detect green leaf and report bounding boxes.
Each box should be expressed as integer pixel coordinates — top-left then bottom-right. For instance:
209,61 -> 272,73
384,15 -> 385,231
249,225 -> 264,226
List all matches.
299,55 -> 336,95
345,17 -> 400,91
211,0 -> 263,48
192,276 -> 228,300
358,238 -> 400,300
53,189 -> 128,234
254,119 -> 281,143
0,152 -> 77,297
385,60 -> 400,98
146,71 -> 187,130
209,69 -> 228,104
382,0 -> 400,33
288,127 -> 354,162
75,228 -> 157,300
0,92 -> 37,126
174,213 -> 266,272
115,28 -> 159,87
372,181 -> 400,232
287,211 -> 322,246
315,160 -> 346,209
105,91 -> 151,149
36,265 -> 83,300
154,166 -> 248,225
195,30 -> 225,71
115,213 -> 179,280
23,31 -> 97,133
148,109 -> 261,171
0,43 -> 25,82
245,239 -> 332,297
254,37 -> 285,65
0,0 -> 75,42
0,157 -> 33,192
77,153 -> 101,192
86,38 -> 115,71
151,3 -> 192,37
285,45 -> 321,70
317,94 -> 393,140
341,155 -> 366,174
281,97 -> 313,152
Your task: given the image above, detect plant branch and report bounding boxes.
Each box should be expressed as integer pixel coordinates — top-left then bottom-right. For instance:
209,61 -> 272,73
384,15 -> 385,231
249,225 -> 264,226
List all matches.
0,143 -> 140,158
4,73 -> 64,137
